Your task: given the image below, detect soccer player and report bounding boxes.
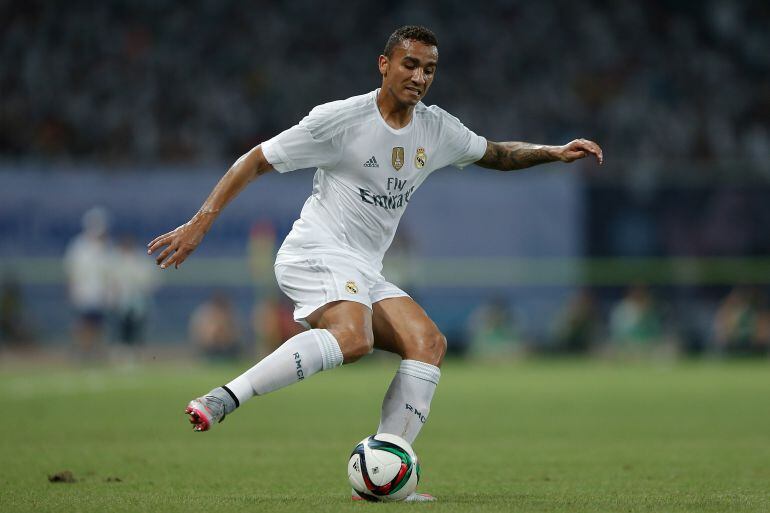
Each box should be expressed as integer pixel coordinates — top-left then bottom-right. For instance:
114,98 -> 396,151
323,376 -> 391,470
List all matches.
148,25 -> 602,501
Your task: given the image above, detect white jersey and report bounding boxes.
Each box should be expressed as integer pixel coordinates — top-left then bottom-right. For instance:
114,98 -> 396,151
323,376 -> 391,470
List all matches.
262,89 -> 486,271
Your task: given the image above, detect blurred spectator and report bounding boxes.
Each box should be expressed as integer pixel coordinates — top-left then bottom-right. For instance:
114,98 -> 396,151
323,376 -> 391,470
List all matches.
713,286 -> 770,355
189,291 -> 241,361
0,274 -> 34,346
466,297 -> 526,358
63,207 -> 112,358
252,296 -> 304,357
552,288 -> 601,354
246,219 -> 305,356
110,234 -> 159,348
248,220 -> 278,290
1,2 -> 768,171
608,285 -> 665,349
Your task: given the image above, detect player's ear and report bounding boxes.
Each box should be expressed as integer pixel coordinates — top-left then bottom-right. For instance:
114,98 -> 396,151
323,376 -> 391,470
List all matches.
378,54 -> 389,77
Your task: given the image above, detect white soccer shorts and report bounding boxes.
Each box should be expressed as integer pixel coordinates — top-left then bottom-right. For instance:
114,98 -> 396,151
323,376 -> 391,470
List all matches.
274,252 -> 409,328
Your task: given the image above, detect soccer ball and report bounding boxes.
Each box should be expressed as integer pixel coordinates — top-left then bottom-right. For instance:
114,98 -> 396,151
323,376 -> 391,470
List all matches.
347,433 -> 420,501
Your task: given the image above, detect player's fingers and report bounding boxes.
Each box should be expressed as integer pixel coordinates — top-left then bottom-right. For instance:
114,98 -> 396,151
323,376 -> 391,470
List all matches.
147,231 -> 173,249
566,150 -> 586,161
155,245 -> 176,267
161,254 -> 182,270
147,240 -> 167,255
165,250 -> 181,268
174,245 -> 197,268
147,234 -> 173,254
162,254 -> 178,269
578,139 -> 603,164
591,143 -> 604,164
168,249 -> 189,269
579,140 -> 598,154
585,146 -> 602,165
168,243 -> 192,264
581,144 -> 600,158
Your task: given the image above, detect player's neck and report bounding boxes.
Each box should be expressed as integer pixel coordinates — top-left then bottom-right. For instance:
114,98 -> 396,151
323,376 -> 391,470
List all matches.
376,88 -> 414,130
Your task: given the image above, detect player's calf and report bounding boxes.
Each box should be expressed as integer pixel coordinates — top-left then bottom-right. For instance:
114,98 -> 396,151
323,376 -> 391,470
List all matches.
184,329 -> 346,431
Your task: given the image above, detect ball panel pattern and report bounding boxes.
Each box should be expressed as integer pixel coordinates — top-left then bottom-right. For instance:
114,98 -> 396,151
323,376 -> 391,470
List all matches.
348,435 -> 416,499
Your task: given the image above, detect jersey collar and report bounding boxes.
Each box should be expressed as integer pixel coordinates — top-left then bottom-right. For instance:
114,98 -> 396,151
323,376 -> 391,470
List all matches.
373,89 -> 416,135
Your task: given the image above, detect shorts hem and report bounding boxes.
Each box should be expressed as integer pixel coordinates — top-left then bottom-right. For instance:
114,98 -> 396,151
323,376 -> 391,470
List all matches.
293,296 -> 373,329
370,290 -> 411,304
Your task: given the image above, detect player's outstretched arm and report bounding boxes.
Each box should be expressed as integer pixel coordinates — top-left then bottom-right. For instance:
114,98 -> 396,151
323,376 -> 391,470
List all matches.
147,145 -> 273,269
476,139 -> 603,171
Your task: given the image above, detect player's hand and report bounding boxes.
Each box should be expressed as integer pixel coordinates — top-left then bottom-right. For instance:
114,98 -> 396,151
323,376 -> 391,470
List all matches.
555,139 -> 603,165
147,217 -> 209,269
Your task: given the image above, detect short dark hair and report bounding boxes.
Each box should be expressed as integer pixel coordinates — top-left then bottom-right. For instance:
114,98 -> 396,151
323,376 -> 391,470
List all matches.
383,26 -> 438,57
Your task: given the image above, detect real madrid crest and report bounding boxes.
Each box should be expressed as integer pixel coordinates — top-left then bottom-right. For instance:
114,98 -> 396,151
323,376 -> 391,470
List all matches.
415,147 -> 427,169
391,147 -> 405,171
345,281 -> 358,294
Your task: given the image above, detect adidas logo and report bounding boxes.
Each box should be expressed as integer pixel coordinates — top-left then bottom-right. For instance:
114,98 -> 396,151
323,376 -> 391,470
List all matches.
363,156 -> 379,168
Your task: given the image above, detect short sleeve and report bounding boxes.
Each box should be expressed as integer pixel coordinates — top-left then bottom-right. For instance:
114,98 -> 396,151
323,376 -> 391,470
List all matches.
434,108 -> 487,170
262,105 -> 343,173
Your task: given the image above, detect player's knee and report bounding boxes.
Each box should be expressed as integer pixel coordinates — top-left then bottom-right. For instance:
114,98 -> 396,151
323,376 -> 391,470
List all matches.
331,327 -> 374,363
345,333 -> 374,363
412,330 -> 447,367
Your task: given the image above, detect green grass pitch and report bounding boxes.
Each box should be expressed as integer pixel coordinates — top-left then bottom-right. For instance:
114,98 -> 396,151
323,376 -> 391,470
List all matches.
2,357 -> 769,512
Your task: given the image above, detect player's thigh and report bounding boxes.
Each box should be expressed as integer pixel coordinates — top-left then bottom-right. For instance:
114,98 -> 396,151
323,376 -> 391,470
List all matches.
372,296 -> 447,366
306,300 -> 374,362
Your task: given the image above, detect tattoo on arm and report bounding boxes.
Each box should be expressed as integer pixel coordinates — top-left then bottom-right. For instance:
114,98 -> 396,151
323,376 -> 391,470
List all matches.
476,141 -> 558,171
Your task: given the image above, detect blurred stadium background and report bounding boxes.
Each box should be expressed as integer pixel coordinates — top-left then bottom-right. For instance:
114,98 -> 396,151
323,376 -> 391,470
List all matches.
1,0 -> 769,359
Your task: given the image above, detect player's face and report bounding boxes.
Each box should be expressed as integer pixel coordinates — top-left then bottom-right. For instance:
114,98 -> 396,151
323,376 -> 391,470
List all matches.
379,40 -> 438,106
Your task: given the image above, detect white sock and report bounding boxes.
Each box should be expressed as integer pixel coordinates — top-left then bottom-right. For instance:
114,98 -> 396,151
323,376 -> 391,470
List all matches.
223,329 -> 343,404
377,359 -> 441,445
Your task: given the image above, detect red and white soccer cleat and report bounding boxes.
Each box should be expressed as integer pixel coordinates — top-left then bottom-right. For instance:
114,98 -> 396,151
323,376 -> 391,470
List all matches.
185,396 -> 227,432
